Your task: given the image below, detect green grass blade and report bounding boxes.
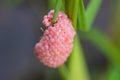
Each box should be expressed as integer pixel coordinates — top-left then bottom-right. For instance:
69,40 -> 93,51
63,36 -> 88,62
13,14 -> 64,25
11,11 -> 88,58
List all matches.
58,65 -> 69,79
72,0 -> 79,28
86,0 -> 102,31
65,0 -> 79,28
52,0 -> 61,24
61,0 -> 65,11
81,28 -> 120,66
67,35 -> 90,80
78,0 -> 87,31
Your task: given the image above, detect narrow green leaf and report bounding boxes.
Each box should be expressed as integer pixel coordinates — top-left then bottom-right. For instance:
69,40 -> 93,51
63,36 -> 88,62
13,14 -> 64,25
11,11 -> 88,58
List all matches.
64,0 -> 69,16
58,65 -> 69,79
52,0 -> 61,24
61,0 -> 65,11
68,35 -> 90,80
80,28 -> 120,66
72,0 -> 79,28
78,0 -> 87,31
65,0 -> 74,19
86,0 -> 102,31
65,0 -> 79,28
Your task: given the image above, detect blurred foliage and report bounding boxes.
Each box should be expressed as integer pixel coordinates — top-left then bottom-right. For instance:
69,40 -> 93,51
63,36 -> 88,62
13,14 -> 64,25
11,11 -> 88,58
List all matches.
109,0 -> 120,47
7,0 -> 24,6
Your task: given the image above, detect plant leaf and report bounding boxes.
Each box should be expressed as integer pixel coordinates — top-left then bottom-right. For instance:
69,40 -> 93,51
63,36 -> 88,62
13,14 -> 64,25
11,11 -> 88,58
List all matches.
58,65 -> 69,79
67,35 -> 90,80
78,0 -> 87,31
86,0 -> 102,31
72,0 -> 79,28
80,28 -> 120,66
52,0 -> 61,23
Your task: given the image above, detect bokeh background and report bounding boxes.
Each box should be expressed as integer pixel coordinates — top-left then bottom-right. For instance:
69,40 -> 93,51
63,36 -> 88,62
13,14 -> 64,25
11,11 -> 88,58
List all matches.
0,0 -> 119,80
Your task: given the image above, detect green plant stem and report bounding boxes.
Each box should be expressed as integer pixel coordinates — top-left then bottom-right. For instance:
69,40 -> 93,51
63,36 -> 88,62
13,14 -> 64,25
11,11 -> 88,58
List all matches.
65,0 -> 79,28
52,0 -> 61,24
78,0 -> 87,31
68,0 -> 74,19
65,0 -> 89,80
64,0 -> 69,16
67,35 -> 90,80
65,0 -> 74,19
58,65 -> 69,79
72,0 -> 79,28
61,0 -> 65,11
86,0 -> 102,31
80,28 -> 120,66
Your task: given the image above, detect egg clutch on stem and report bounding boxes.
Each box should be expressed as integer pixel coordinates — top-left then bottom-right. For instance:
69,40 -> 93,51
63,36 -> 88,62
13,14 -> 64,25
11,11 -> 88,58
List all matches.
34,10 -> 76,68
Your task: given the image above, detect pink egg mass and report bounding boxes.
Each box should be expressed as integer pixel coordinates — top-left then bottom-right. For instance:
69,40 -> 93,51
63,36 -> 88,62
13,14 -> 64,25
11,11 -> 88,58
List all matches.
34,10 -> 76,68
